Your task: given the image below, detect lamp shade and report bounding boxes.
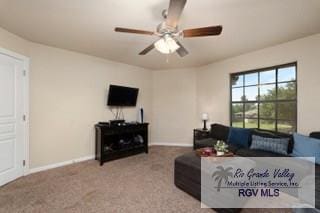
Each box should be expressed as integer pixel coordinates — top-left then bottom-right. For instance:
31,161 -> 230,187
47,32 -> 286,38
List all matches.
201,113 -> 209,121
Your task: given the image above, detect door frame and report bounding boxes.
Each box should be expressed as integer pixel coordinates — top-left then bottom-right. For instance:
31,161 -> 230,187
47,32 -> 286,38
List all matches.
0,47 -> 30,176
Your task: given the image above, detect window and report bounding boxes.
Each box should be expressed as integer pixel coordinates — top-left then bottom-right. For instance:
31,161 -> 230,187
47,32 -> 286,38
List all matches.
230,63 -> 297,133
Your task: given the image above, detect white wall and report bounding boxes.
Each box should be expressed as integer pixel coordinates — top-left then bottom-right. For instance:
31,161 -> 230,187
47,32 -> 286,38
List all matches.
0,28 -> 152,169
0,27 -> 29,56
151,33 -> 320,147
197,33 -> 320,135
151,68 -> 197,146
28,43 -> 152,168
1,25 -> 320,169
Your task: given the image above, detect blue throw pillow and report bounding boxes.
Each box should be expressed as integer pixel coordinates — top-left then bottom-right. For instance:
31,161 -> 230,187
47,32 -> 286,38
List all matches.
227,127 -> 251,148
250,135 -> 289,155
292,133 -> 320,164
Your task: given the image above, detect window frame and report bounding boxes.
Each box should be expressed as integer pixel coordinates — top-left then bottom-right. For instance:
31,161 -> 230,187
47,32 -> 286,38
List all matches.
230,62 -> 298,133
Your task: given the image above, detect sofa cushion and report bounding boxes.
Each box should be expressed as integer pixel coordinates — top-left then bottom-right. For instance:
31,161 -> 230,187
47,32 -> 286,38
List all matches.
235,148 -> 288,157
210,123 -> 230,141
292,133 -> 320,165
250,135 -> 289,155
228,144 -> 242,153
227,127 -> 252,148
252,129 -> 293,153
194,138 -> 217,149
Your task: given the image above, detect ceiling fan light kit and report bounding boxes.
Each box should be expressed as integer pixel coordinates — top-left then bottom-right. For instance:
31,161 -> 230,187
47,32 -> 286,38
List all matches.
154,35 -> 180,54
114,0 -> 223,57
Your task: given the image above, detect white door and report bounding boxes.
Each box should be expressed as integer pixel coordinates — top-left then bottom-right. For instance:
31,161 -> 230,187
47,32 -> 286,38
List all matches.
0,52 -> 25,186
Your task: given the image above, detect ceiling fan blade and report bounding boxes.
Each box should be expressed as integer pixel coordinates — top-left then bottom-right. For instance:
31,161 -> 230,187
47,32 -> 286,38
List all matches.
139,43 -> 155,55
166,0 -> 187,28
183,26 -> 223,38
115,27 -> 154,35
175,41 -> 189,57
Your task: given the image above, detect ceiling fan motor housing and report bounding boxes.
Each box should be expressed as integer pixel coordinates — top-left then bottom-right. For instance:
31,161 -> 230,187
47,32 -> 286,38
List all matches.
157,22 -> 178,35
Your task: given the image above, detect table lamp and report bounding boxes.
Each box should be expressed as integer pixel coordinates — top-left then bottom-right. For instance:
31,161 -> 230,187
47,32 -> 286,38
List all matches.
202,113 -> 209,130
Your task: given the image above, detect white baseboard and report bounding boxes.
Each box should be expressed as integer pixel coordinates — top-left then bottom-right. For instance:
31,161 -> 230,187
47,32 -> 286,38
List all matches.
27,144 -> 192,175
28,155 -> 95,175
149,142 -> 192,147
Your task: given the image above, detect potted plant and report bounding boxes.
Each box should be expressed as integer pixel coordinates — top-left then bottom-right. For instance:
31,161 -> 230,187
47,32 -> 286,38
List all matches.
214,140 -> 229,156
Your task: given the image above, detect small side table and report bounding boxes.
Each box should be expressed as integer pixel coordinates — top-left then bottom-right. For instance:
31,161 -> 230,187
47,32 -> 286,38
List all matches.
193,128 -> 211,150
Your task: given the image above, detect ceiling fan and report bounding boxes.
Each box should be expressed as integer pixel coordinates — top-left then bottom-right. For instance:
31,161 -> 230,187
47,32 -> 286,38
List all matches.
114,0 -> 223,57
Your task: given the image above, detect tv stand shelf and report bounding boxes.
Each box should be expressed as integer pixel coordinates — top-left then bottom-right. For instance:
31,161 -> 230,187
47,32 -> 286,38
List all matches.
95,123 -> 149,166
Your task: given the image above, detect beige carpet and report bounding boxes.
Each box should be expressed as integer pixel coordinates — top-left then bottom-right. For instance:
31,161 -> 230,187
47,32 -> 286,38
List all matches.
0,146 -> 290,213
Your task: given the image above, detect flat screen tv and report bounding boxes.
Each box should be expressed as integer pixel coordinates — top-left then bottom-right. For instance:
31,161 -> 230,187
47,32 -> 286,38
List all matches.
107,85 -> 139,107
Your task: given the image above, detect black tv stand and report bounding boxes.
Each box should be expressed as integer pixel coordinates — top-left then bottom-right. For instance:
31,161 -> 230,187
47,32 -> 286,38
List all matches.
109,119 -> 125,126
95,122 -> 148,166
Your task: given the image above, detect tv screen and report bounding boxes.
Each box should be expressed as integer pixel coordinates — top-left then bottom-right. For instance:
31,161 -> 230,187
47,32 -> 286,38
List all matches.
107,85 -> 139,107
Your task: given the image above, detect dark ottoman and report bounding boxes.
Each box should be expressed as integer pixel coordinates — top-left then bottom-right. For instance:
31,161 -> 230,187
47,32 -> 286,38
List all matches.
174,152 -> 240,213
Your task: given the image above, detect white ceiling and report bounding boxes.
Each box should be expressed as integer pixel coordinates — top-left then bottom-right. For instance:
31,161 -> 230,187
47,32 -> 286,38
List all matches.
0,0 -> 320,70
